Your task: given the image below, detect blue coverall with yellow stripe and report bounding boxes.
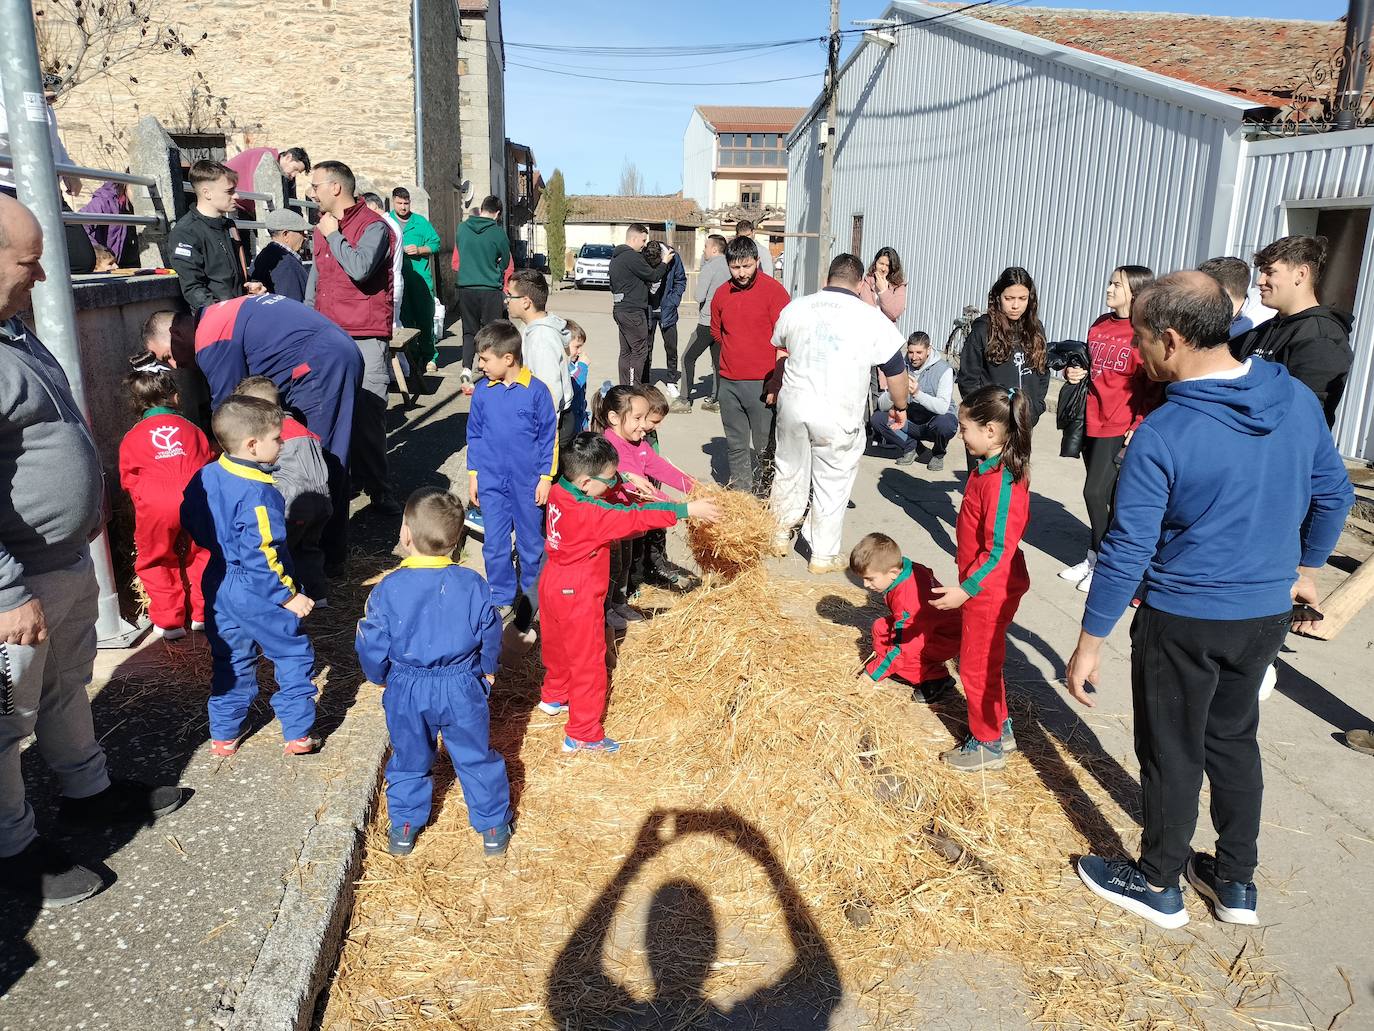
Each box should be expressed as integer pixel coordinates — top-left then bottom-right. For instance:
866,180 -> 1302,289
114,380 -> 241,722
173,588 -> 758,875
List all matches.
182,455 -> 318,742
466,366 -> 558,607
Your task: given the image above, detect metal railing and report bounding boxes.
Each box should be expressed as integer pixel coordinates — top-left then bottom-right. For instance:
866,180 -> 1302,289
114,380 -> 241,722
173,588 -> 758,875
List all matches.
0,152 -> 162,229
181,181 -> 268,230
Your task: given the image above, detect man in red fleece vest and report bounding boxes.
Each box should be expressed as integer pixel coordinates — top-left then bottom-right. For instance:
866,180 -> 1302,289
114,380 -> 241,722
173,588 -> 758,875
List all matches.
710,236 -> 790,496
306,160 -> 399,515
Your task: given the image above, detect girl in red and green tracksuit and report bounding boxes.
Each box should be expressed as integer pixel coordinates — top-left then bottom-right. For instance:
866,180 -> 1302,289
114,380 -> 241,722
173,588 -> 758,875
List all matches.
537,433 -> 720,754
931,385 -> 1034,773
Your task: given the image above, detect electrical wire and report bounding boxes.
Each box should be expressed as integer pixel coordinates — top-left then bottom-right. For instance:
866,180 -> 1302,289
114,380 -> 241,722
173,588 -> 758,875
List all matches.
506,60 -> 821,87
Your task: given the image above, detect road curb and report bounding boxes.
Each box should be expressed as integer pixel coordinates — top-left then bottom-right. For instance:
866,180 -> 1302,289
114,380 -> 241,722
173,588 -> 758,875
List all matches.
225,734 -> 387,1031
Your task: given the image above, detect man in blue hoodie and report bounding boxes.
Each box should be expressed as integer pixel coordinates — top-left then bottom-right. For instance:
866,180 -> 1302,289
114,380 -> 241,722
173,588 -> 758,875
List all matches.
1064,271 -> 1352,930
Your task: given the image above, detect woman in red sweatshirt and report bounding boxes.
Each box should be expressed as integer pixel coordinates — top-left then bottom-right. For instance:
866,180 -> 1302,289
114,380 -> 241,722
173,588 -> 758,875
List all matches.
1059,265 -> 1158,592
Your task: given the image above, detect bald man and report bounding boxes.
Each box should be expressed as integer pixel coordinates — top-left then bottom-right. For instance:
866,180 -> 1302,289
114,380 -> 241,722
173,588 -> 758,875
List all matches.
0,196 -> 185,909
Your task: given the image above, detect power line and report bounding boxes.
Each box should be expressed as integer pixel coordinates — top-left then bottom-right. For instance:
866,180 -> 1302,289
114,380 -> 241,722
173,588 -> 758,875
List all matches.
501,40 -> 816,75
506,60 -> 821,87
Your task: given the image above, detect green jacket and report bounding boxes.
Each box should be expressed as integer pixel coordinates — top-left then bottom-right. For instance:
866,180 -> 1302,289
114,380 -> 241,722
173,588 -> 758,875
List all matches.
455,214 -> 511,290
390,211 -> 442,294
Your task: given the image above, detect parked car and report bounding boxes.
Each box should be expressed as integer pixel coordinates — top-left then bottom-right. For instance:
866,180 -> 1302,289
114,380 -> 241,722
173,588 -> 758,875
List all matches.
573,243 -> 613,289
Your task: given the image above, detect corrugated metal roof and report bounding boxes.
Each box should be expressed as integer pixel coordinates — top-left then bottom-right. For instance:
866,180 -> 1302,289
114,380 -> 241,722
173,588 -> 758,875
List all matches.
535,193 -> 705,226
935,4 -> 1341,108
695,105 -> 808,133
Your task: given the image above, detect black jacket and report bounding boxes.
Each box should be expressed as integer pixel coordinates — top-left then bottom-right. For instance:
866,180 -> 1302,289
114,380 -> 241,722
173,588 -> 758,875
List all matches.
166,208 -> 245,311
609,244 -> 669,311
1231,306 -> 1353,427
248,241 -> 308,304
956,315 -> 1050,424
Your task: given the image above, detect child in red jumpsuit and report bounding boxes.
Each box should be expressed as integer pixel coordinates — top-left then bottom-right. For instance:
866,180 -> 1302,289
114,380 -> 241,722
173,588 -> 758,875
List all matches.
538,432 -> 720,754
849,532 -> 961,701
118,360 -> 214,640
930,385 -> 1034,772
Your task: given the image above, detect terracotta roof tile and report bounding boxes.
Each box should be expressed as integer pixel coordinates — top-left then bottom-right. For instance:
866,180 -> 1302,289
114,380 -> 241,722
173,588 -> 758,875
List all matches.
536,193 -> 705,226
695,105 -> 809,132
937,4 -> 1343,108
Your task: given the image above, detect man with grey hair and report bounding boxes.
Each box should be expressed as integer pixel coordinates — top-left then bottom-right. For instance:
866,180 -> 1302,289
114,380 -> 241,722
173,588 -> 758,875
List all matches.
1065,270 -> 1351,930
247,208 -> 309,302
0,195 -> 185,908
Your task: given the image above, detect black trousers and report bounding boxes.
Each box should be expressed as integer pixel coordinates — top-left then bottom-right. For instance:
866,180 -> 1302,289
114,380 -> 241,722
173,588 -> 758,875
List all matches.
645,316 -> 680,384
614,307 -> 649,385
680,324 -> 720,402
1082,434 -> 1126,552
457,287 -> 504,371
1130,604 -> 1289,888
349,388 -> 389,498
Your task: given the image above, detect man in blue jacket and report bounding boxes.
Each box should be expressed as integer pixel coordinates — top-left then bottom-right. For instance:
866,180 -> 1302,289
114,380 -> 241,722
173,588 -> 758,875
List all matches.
1065,271 -> 1352,930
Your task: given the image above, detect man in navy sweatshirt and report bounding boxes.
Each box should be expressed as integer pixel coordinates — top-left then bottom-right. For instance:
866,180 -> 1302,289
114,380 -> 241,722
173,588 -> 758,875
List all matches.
1064,271 -> 1352,930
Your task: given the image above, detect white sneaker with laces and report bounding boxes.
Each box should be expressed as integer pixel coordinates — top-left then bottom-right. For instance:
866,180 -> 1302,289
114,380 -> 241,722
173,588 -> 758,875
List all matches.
152,625 -> 186,641
664,382 -> 680,400
1076,569 -> 1094,593
1059,552 -> 1096,582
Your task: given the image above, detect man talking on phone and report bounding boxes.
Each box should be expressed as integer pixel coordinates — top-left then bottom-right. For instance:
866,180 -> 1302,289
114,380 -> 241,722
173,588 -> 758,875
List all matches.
1062,272 -> 1351,930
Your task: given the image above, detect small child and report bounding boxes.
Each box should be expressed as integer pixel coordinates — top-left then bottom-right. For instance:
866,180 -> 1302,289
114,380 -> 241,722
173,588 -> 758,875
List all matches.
181,396 -> 319,757
539,433 -> 720,753
232,376 -> 334,603
92,244 -> 119,273
466,320 -> 558,614
119,359 -> 214,640
849,532 -> 961,701
355,488 -> 512,858
928,385 -> 1033,772
564,318 -> 590,433
634,385 -> 695,590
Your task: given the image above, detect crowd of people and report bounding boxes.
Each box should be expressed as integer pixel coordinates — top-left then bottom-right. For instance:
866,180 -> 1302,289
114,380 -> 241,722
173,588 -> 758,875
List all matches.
0,127 -> 1363,951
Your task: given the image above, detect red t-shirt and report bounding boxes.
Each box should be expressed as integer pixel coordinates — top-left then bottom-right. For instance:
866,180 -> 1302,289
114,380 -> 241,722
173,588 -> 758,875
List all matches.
710,272 -> 790,381
1085,313 -> 1162,437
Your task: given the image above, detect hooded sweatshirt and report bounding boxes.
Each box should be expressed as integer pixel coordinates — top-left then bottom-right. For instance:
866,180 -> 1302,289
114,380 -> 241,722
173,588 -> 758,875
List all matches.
455,215 -> 511,290
1232,305 -> 1353,427
521,313 -> 574,414
1083,359 -> 1352,637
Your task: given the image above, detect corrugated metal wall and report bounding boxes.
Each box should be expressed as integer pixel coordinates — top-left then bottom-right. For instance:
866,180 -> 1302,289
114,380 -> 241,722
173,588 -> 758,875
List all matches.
786,2 -> 1245,345
682,111 -> 716,212
1230,130 -> 1374,459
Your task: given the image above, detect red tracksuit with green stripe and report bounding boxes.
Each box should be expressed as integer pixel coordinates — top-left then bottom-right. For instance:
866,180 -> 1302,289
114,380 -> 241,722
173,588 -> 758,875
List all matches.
539,479 -> 687,743
956,455 -> 1031,743
864,558 -> 961,684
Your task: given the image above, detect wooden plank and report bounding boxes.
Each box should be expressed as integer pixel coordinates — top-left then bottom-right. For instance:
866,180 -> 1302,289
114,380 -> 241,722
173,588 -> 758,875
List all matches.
1307,552 -> 1374,640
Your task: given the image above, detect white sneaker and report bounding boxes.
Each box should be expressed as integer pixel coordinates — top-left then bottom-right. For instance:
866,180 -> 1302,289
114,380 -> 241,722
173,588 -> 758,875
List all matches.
605,608 -> 629,630
664,382 -> 681,400
1258,663 -> 1277,702
614,603 -> 645,623
1060,552 -> 1096,582
460,366 -> 473,385
808,555 -> 849,575
190,620 -> 206,632
153,625 -> 186,641
771,528 -> 794,555
1076,569 -> 1094,593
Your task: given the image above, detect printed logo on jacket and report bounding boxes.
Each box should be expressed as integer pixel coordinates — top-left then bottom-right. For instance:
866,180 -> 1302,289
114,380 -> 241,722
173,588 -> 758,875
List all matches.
149,424 -> 187,459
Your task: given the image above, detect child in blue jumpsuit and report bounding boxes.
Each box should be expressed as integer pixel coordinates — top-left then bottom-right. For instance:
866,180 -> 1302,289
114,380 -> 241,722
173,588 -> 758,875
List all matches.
355,487 -> 512,857
465,320 -> 558,612
180,396 -> 319,757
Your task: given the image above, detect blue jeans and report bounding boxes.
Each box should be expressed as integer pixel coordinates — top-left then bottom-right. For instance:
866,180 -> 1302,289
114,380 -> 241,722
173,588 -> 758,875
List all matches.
870,407 -> 958,457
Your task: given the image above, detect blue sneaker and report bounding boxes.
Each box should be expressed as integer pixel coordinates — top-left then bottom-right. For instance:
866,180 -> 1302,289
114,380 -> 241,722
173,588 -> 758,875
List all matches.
1186,852 -> 1258,925
465,508 -> 485,535
388,822 -> 418,856
1001,718 -> 1017,754
537,700 -> 566,716
940,735 -> 1005,772
562,735 -> 621,754
1077,855 -> 1188,928
482,822 -> 512,857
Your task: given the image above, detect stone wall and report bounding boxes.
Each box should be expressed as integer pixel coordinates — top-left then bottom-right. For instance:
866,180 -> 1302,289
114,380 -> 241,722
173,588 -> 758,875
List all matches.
457,2 -> 506,212
50,0 -> 424,208
418,0 -> 463,311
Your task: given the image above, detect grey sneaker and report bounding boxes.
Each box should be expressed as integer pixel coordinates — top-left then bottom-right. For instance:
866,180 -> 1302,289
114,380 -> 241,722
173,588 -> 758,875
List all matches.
669,398 -> 693,414
1001,717 -> 1017,753
941,735 -> 1006,772
700,398 -> 720,413
927,455 -> 945,472
896,448 -> 920,466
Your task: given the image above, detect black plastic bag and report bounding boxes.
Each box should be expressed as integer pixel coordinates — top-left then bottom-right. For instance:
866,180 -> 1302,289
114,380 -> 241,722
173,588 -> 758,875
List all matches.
1048,341 -> 1090,459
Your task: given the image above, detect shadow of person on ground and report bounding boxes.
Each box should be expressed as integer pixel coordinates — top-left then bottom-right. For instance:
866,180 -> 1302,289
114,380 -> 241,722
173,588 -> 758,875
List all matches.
548,808 -> 842,1030
814,594 -> 885,663
1020,485 -> 1093,569
875,467 -> 958,559
1273,657 -> 1373,740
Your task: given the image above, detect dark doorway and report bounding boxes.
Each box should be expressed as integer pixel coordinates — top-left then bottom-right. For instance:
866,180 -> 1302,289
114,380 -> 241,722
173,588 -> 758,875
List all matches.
1315,205 -> 1370,315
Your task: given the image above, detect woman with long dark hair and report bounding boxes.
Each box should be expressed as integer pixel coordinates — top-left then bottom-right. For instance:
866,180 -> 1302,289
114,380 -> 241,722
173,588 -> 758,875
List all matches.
956,266 -> 1050,423
859,247 -> 907,323
1059,264 -> 1160,591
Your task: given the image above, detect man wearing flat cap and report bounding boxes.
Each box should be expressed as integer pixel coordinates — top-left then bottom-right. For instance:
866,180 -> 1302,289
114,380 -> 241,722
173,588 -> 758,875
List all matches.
247,208 -> 310,303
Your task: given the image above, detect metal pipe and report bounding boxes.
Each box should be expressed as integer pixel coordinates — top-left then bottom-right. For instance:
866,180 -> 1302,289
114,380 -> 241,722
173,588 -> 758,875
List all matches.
61,212 -> 161,227
0,153 -> 157,188
412,0 -> 426,189
1336,0 -> 1374,130
0,0 -> 143,648
287,197 -> 320,210
181,181 -> 272,203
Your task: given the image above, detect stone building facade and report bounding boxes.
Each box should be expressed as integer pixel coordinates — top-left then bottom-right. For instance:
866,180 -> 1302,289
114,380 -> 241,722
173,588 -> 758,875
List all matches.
457,0 -> 506,212
45,0 -> 464,285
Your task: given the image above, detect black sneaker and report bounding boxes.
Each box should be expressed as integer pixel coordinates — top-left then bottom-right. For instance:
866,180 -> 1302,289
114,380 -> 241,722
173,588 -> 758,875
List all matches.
59,779 -> 187,828
642,567 -> 681,590
0,837 -> 104,908
911,675 -> 955,703
1186,852 -> 1258,925
368,493 -> 403,517
389,822 -> 418,856
483,822 -> 513,857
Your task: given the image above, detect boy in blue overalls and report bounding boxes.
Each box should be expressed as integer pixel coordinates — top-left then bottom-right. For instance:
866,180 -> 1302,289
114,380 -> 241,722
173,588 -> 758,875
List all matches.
355,487 -> 512,856
465,319 -> 558,616
180,395 -> 319,757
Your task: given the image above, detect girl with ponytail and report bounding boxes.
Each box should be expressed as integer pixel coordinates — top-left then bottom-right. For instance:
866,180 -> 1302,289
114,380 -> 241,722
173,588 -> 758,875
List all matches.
929,384 -> 1034,772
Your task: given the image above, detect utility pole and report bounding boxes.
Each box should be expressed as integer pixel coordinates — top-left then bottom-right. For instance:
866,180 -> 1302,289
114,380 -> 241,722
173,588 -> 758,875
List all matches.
816,0 -> 841,289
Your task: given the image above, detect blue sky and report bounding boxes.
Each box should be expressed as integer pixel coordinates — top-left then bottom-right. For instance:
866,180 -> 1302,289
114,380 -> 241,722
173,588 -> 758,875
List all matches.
503,0 -> 1346,195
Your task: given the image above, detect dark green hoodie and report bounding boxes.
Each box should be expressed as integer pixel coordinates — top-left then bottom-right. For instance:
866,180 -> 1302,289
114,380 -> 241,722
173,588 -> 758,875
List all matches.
455,215 -> 511,290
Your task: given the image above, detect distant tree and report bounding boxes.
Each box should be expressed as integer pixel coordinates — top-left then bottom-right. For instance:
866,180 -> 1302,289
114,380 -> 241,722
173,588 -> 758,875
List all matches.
546,169 -> 568,282
618,158 -> 645,196
32,0 -> 203,99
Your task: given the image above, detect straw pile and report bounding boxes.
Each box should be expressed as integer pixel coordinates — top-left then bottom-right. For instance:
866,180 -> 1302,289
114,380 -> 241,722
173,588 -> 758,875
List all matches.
321,550 -> 1279,1028
683,486 -> 778,578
